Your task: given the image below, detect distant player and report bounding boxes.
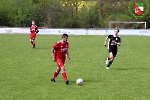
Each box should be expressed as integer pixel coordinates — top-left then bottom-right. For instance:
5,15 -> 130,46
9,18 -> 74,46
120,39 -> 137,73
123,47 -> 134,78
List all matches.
104,28 -> 121,69
30,21 -> 39,48
51,34 -> 70,84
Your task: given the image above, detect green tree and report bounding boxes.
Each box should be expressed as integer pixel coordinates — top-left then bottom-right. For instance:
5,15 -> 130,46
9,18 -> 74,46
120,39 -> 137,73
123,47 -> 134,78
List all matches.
0,0 -> 149,28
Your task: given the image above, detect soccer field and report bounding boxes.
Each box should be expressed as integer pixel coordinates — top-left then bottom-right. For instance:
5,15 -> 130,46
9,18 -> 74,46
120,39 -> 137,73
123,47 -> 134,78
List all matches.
0,34 -> 150,100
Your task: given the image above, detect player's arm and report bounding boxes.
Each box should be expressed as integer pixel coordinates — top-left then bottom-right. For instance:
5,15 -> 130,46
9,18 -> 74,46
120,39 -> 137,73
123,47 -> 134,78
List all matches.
51,42 -> 59,61
36,30 -> 39,34
104,37 -> 109,46
115,42 -> 121,46
66,50 -> 70,60
30,27 -> 32,32
115,37 -> 121,46
36,26 -> 39,33
51,48 -> 55,62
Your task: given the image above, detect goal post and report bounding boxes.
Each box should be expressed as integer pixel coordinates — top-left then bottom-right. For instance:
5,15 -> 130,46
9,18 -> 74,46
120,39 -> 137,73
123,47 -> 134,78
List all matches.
109,21 -> 146,29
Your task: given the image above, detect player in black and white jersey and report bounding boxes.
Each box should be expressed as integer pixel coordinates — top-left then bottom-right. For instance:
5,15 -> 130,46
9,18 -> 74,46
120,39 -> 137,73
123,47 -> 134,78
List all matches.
104,28 -> 121,69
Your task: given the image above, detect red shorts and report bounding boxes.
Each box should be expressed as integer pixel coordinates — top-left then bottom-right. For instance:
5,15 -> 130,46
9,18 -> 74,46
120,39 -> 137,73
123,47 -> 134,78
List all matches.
30,33 -> 36,40
56,58 -> 66,68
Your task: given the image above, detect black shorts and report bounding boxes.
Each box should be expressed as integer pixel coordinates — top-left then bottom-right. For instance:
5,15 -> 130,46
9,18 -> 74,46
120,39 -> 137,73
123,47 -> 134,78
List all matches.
108,47 -> 117,57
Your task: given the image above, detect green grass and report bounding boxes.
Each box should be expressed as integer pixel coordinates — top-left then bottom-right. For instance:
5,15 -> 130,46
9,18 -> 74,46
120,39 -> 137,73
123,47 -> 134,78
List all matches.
0,34 -> 150,100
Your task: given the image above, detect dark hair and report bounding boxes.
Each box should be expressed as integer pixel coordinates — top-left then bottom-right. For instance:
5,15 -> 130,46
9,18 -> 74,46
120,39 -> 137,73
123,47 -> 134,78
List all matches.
62,33 -> 69,38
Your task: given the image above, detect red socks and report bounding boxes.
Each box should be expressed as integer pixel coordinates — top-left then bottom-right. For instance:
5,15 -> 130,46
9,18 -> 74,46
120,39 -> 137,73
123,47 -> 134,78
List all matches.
52,71 -> 59,79
52,70 -> 68,81
61,70 -> 68,81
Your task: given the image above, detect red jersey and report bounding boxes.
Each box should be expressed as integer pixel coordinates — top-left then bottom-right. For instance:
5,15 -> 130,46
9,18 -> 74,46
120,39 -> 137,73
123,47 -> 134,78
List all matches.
30,25 -> 38,34
53,40 -> 69,59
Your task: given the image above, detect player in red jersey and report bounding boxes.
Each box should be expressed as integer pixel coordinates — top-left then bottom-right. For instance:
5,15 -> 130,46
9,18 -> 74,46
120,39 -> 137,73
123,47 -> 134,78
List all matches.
30,21 -> 39,48
51,34 -> 70,85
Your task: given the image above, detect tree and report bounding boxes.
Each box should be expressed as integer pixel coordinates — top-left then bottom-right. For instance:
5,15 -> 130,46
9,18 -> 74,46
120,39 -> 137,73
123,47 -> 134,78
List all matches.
0,0 -> 149,28
97,0 -> 103,18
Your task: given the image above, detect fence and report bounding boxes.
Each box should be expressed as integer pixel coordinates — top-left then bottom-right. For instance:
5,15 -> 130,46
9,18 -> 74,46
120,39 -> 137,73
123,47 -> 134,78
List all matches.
0,28 -> 150,36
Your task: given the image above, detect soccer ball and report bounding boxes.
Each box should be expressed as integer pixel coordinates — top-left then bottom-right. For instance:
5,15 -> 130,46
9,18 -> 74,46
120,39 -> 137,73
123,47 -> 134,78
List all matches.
76,78 -> 83,85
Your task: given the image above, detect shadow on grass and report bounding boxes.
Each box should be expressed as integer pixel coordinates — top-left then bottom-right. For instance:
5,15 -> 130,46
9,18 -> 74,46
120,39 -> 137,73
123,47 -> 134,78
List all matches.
112,67 -> 148,70
64,80 -> 102,86
34,47 -> 50,50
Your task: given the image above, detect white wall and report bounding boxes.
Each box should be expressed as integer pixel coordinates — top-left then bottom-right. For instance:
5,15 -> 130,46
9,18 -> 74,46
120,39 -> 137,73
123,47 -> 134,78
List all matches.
0,28 -> 150,36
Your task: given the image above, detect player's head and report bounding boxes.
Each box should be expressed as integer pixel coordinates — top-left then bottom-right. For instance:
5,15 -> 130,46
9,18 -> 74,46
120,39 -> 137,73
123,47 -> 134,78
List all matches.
32,21 -> 35,25
114,28 -> 119,35
62,33 -> 69,42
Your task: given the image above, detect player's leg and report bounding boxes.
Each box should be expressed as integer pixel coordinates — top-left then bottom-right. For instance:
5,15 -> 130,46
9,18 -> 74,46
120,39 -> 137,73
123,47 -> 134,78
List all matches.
33,34 -> 36,48
61,65 -> 69,84
30,38 -> 33,45
58,58 -> 69,84
30,34 -> 36,48
106,49 -> 117,69
30,34 -> 33,45
51,67 -> 61,82
51,58 -> 69,84
106,49 -> 112,65
106,53 -> 110,65
30,38 -> 36,48
32,37 -> 36,48
32,40 -> 36,48
106,52 -> 114,69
